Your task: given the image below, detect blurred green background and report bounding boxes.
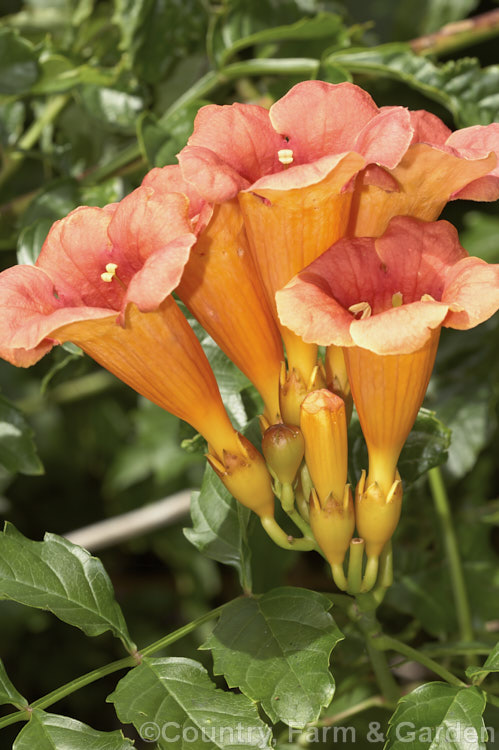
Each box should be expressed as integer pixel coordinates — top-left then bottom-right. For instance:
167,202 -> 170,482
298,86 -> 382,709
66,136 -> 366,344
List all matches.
1,0 -> 499,746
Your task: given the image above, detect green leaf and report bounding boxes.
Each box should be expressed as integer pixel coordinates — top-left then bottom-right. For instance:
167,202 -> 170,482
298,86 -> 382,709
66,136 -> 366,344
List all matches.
466,642 -> 499,685
184,464 -> 252,592
0,100 -> 25,146
113,0 -> 207,83
385,683 -> 487,749
0,28 -> 39,95
108,656 -> 272,749
217,12 -> 345,66
0,394 -> 44,476
0,657 -> 27,709
79,85 -> 144,134
17,218 -> 52,265
13,710 -> 134,750
137,103 -> 201,168
0,524 -> 135,652
327,44 -> 499,126
349,407 -> 450,488
201,587 -> 343,728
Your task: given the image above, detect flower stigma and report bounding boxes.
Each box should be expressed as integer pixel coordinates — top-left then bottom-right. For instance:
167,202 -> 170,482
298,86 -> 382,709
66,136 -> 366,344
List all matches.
278,148 -> 294,165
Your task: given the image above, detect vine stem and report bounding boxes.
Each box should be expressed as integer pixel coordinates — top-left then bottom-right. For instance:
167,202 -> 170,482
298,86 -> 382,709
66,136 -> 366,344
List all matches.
354,609 -> 400,704
0,603 -> 227,731
0,94 -> 70,191
374,634 -> 466,688
428,467 -> 474,647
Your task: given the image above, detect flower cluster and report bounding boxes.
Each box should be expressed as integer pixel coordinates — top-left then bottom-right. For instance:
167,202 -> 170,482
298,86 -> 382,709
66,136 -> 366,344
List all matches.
1,81 -> 498,592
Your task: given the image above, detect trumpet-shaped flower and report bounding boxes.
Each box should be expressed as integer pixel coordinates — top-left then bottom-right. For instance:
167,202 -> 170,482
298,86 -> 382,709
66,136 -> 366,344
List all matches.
277,216 -> 499,498
0,187 -> 275,518
350,112 -> 499,237
178,81 -> 414,380
143,166 -> 284,421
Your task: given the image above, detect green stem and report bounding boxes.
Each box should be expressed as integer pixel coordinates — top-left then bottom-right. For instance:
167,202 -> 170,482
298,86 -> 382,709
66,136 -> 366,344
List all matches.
428,467 -> 474,646
0,95 -> 69,190
347,538 -> 364,594
360,555 -> 379,593
140,603 -> 227,656
310,695 -> 391,727
260,516 -> 317,551
355,610 -> 400,704
364,638 -> 400,704
375,634 -> 466,688
0,603 -> 226,731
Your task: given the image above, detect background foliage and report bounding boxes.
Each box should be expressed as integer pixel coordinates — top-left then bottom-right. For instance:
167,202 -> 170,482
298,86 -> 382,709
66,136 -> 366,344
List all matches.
1,0 -> 499,748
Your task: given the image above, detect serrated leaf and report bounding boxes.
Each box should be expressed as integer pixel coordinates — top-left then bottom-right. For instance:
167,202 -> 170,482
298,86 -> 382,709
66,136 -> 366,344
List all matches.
13,710 -> 134,750
0,394 -> 43,476
466,642 -> 499,685
327,44 -> 499,126
349,407 -> 450,488
201,587 -> 343,728
184,465 -> 252,592
0,524 -> 135,652
0,28 -> 39,95
108,656 -> 272,750
385,683 -> 487,749
0,657 -> 27,708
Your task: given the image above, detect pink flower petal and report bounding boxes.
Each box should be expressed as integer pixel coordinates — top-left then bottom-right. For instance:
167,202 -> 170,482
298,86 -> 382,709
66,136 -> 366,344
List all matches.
350,300 -> 449,354
374,217 -> 468,303
178,144 -> 251,202
354,106 -> 413,168
408,109 -> 451,145
446,123 -> 499,200
0,264 -> 114,365
142,165 -> 208,220
36,207 -> 120,310
124,234 -> 196,315
276,272 -> 354,347
269,81 -> 379,163
180,102 -> 284,200
442,256 -> 499,330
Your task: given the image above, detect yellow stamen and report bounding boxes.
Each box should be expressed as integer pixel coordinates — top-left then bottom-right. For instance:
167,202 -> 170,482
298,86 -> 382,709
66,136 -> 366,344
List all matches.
101,262 -> 126,290
348,301 -> 372,320
278,148 -> 294,165
392,292 -> 403,307
421,293 -> 436,302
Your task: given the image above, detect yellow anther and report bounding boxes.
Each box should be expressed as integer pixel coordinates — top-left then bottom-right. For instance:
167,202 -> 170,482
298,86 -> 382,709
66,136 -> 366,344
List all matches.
421,293 -> 436,302
101,262 -> 118,283
392,292 -> 403,307
348,301 -> 372,320
278,149 -> 294,165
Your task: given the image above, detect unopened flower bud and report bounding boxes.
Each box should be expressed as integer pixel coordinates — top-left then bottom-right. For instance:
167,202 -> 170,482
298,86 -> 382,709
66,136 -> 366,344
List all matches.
262,423 -> 305,485
355,469 -> 403,558
300,389 -> 348,505
309,486 -> 355,567
207,433 -> 275,518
